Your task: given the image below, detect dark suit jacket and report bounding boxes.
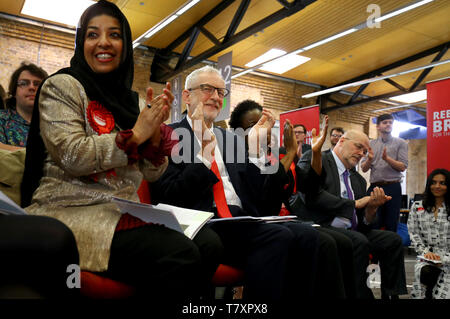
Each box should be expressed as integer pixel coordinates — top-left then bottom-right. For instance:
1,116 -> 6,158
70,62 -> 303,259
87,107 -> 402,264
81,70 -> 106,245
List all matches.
296,150 -> 371,233
279,143 -> 311,156
301,143 -> 311,154
151,117 -> 289,217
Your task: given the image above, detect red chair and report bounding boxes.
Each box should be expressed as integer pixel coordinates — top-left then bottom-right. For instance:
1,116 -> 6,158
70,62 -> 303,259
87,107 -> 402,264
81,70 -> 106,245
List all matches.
80,181 -> 244,299
212,264 -> 244,286
80,271 -> 135,299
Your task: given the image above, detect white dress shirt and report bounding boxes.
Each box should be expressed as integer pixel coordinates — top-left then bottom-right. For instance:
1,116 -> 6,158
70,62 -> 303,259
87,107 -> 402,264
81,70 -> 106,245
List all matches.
187,115 -> 243,208
330,150 -> 353,229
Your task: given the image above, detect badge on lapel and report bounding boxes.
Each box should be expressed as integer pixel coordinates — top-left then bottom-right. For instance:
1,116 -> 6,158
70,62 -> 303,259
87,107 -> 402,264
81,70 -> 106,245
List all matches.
87,101 -> 115,135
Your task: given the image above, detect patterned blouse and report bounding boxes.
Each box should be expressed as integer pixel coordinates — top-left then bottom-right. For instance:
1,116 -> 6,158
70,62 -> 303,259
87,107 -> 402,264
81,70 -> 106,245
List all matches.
408,200 -> 450,264
407,200 -> 450,299
0,108 -> 29,146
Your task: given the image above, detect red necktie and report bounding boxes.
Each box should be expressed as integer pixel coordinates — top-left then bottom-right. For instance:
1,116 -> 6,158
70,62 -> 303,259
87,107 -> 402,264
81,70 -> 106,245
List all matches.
211,160 -> 233,218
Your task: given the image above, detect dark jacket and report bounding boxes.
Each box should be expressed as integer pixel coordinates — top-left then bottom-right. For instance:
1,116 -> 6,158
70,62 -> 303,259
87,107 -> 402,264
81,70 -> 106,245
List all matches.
151,117 -> 291,217
293,150 -> 372,233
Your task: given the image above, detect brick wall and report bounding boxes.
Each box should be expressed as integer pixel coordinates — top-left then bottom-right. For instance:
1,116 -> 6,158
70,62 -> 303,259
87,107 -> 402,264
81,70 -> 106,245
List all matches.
0,17 -> 74,94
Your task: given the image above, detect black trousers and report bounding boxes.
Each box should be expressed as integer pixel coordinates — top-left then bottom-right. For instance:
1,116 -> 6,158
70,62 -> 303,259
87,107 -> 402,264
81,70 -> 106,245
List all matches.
420,265 -> 442,299
281,222 -> 351,299
329,227 -> 407,298
210,220 -> 319,300
105,224 -> 223,299
281,222 -> 321,299
0,214 -> 79,298
317,227 -> 355,298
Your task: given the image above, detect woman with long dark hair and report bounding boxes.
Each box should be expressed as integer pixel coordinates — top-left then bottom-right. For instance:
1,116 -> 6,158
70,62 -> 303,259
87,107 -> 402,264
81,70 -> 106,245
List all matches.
21,0 -> 222,299
408,168 -> 450,299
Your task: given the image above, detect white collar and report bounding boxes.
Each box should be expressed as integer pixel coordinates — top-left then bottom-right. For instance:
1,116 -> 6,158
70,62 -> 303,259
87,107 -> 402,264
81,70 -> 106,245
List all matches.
331,149 -> 348,176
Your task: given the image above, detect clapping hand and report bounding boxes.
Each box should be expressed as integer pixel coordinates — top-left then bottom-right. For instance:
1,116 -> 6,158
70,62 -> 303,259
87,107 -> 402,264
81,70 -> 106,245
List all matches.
283,119 -> 298,156
382,147 -> 388,161
248,108 -> 275,157
367,146 -> 374,161
364,187 -> 392,222
311,115 -> 329,153
189,102 -> 216,163
132,82 -> 172,146
310,115 -> 328,175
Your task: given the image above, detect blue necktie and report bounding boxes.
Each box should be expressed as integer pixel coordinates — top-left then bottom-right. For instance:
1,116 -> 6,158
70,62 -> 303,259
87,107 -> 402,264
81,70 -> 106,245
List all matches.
343,170 -> 358,230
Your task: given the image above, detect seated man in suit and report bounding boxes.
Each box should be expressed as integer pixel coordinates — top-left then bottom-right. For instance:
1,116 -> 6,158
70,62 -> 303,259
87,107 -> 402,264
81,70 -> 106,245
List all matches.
297,129 -> 408,299
229,99 -> 351,298
152,65 -> 322,300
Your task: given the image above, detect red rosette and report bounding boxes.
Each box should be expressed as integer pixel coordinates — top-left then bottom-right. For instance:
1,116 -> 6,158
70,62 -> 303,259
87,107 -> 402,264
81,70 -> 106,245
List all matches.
87,101 -> 115,135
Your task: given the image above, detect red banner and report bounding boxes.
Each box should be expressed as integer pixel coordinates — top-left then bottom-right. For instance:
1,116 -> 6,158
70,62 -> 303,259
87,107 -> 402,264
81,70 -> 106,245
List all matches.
426,77 -> 450,174
279,105 -> 320,146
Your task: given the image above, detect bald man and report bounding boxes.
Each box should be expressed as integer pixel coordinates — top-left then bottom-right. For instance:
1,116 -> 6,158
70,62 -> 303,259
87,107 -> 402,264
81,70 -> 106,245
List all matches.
296,130 -> 407,299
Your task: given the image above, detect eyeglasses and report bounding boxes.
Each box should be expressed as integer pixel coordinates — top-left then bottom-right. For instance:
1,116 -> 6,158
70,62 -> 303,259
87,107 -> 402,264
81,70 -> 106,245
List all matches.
188,84 -> 230,99
331,134 -> 343,138
17,79 -> 42,88
343,137 -> 368,155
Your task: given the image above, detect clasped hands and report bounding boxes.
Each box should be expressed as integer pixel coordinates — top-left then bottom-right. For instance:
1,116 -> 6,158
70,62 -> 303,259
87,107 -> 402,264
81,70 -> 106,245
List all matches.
131,82 -> 173,147
356,187 -> 392,223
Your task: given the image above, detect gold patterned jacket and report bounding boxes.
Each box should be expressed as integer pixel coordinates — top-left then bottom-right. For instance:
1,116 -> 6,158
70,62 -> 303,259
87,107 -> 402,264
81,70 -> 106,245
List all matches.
25,74 -> 168,272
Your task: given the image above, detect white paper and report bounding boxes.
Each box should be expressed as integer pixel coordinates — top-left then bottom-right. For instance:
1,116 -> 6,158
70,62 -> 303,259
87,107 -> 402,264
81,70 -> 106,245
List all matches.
207,215 -> 299,224
0,190 -> 27,215
112,197 -> 213,239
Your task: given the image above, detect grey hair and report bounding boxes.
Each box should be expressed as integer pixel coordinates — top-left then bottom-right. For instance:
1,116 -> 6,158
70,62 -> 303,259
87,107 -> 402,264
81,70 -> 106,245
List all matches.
185,65 -> 224,89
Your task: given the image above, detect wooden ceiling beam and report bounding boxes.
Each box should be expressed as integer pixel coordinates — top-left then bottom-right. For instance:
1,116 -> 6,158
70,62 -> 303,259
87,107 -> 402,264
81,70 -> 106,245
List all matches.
384,78 -> 407,92
333,41 -> 450,87
409,43 -> 448,91
150,0 -> 316,83
223,0 -> 251,43
322,85 -> 426,113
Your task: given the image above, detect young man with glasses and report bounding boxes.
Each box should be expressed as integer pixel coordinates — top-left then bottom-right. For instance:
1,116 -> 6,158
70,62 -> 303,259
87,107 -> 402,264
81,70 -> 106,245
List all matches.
281,124 -> 312,165
0,62 -> 48,150
329,127 -> 344,150
297,129 -> 407,299
293,124 -> 311,157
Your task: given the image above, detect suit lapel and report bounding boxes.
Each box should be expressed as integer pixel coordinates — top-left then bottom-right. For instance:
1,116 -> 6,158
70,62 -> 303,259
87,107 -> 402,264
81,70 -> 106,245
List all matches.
324,151 -> 341,195
349,171 -> 364,200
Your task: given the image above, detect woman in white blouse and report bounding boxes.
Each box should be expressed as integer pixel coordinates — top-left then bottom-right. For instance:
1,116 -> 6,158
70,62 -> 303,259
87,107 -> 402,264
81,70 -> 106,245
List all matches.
408,168 -> 450,299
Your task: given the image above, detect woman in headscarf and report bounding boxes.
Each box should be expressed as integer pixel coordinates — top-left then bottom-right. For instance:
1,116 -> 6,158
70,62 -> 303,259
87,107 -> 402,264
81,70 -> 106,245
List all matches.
21,0 -> 222,299
408,168 -> 450,299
